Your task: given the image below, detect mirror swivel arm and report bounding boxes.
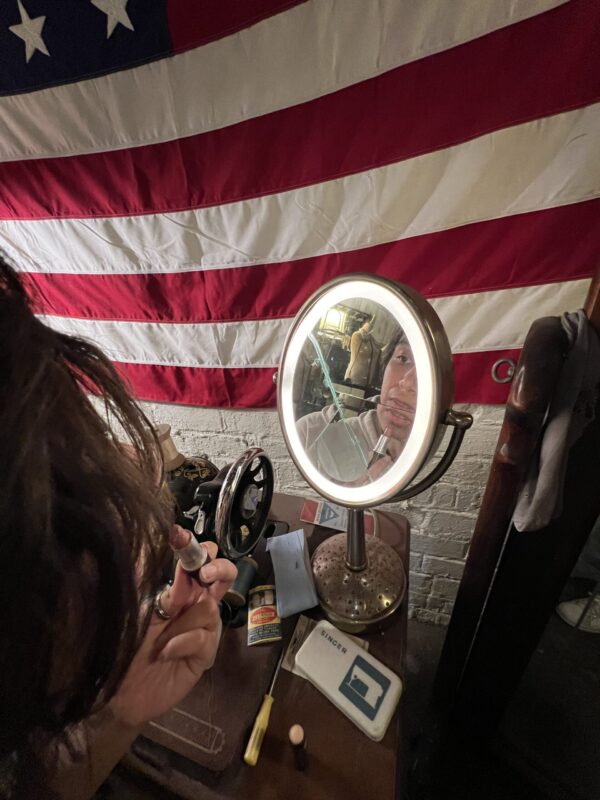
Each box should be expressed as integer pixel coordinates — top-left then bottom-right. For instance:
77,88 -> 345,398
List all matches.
395,409 -> 473,502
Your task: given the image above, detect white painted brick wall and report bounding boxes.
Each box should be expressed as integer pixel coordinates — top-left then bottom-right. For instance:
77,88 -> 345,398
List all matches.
138,400 -> 505,625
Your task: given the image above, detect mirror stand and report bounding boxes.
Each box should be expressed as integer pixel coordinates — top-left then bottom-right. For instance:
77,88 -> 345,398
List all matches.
278,275 -> 473,635
312,508 -> 405,633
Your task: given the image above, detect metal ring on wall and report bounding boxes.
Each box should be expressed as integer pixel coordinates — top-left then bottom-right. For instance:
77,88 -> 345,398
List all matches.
491,357 -> 516,384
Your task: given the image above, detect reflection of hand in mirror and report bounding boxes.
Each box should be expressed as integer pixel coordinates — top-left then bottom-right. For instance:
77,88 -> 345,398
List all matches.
363,453 -> 393,483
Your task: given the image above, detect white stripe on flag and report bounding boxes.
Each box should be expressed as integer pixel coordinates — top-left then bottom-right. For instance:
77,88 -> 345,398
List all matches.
430,279 -> 589,354
39,279 -> 589,367
5,103 -> 599,276
0,0 -> 565,162
40,316 -> 292,368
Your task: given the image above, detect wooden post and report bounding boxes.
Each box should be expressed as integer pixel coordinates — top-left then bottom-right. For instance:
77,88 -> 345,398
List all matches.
411,263 -> 600,795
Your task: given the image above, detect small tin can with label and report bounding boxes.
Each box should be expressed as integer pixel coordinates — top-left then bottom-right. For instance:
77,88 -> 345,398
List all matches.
247,584 -> 282,646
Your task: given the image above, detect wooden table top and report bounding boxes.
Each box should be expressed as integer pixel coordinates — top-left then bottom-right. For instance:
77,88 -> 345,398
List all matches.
126,493 -> 409,800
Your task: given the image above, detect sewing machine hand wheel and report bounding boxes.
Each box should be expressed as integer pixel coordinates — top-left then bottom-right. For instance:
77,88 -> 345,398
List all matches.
191,447 -> 274,559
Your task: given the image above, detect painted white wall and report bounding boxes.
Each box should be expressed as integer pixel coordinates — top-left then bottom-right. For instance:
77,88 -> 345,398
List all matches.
138,400 -> 504,625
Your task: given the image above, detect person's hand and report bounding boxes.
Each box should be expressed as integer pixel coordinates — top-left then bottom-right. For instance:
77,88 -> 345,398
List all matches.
110,541 -> 237,728
346,454 -> 394,486
366,454 -> 394,482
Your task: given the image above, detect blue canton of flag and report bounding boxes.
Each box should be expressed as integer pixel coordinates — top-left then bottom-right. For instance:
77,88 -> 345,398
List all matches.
0,0 -> 170,95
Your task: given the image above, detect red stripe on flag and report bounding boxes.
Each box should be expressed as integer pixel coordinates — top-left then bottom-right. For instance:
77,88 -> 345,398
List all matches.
115,363 -> 278,408
166,0 -> 306,54
453,350 -> 520,405
2,0 -> 598,220
26,202 -> 600,322
113,351 -> 516,408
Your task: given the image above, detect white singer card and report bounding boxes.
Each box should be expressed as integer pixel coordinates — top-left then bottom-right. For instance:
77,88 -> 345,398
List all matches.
295,621 -> 403,741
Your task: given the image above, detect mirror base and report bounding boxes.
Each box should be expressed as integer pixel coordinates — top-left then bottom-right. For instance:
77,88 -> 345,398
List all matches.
312,533 -> 406,633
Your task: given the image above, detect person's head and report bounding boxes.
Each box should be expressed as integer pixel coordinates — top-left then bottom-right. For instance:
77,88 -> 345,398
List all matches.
376,330 -> 417,444
359,314 -> 373,333
349,314 -> 373,335
0,256 -> 172,790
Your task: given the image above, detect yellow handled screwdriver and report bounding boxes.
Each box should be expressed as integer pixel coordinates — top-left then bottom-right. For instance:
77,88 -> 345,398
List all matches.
244,649 -> 285,766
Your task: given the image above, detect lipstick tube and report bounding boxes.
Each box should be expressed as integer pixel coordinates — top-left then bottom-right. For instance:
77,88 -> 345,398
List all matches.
367,432 -> 390,469
170,525 -> 212,586
288,724 -> 308,771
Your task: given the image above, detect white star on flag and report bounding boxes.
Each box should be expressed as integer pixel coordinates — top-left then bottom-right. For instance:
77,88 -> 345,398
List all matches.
91,0 -> 134,38
8,0 -> 49,63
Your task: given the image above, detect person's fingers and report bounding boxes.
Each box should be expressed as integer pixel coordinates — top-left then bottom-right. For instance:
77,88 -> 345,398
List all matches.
154,594 -> 220,652
202,541 -> 219,561
200,557 -> 237,588
207,579 -> 236,603
158,624 -> 221,668
155,548 -> 236,627
366,454 -> 393,482
158,561 -> 200,617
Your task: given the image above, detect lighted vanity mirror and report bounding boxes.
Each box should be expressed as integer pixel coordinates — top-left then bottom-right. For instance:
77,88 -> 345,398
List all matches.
278,275 -> 472,631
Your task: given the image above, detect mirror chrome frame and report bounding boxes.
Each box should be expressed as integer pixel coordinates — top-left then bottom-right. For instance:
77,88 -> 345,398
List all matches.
278,274 -> 457,508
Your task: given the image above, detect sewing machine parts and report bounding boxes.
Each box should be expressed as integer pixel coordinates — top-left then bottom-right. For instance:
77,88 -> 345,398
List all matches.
160,424 -> 220,512
159,429 -> 276,625
169,446 -> 274,560
190,447 -> 273,559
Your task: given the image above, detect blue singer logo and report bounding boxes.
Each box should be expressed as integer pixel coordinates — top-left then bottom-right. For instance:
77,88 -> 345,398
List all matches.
339,655 -> 390,721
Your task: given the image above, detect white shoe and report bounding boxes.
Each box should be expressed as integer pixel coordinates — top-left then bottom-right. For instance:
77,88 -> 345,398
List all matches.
556,595 -> 600,633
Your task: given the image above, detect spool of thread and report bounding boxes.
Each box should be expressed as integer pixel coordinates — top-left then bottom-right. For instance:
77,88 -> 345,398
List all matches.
224,556 -> 258,608
156,424 -> 186,472
219,600 -> 248,629
288,724 -> 307,771
220,601 -> 235,627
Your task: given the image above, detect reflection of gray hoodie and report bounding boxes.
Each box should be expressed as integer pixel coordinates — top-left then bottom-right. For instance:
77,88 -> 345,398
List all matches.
295,400 -> 382,483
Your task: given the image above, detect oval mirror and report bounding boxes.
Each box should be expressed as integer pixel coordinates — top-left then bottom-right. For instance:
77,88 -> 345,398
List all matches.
277,275 -> 472,632
279,275 -> 455,506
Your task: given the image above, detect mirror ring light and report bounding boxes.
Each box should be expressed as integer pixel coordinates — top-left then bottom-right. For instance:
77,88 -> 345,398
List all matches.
278,274 -> 455,507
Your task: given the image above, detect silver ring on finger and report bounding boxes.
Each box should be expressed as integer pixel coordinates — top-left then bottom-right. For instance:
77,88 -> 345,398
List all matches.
153,584 -> 172,620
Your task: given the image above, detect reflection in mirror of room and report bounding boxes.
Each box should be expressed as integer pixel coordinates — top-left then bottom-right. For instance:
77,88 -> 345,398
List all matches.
292,296 -> 420,485
344,316 -> 380,388
296,332 -> 417,485
294,298 -> 403,419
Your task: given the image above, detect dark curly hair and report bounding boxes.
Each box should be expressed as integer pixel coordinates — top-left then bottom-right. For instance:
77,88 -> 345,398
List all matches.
378,327 -> 409,382
0,256 -> 172,796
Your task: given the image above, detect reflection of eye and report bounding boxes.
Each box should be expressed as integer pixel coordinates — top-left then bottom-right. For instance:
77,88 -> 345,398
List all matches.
394,352 -> 413,365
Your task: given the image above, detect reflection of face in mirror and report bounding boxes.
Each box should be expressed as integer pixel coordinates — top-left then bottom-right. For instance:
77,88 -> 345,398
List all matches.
377,337 -> 417,458
293,300 -> 417,485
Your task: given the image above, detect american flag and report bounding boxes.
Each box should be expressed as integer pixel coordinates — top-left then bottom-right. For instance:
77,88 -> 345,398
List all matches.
0,0 -> 598,408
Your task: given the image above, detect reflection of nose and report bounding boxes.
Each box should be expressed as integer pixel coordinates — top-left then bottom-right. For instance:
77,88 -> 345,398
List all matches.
398,366 -> 417,393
